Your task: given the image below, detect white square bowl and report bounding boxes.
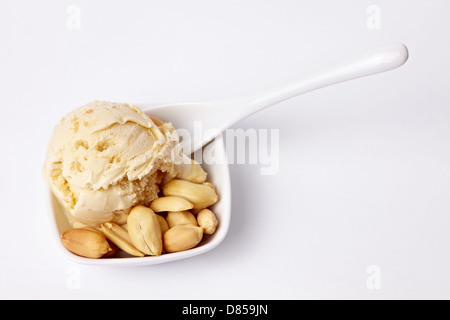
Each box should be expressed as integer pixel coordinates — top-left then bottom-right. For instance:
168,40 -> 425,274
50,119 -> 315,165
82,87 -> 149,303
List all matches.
46,134 -> 231,266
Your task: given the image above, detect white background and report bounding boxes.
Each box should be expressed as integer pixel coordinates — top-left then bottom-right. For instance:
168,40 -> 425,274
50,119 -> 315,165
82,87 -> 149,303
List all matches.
1,0 -> 449,299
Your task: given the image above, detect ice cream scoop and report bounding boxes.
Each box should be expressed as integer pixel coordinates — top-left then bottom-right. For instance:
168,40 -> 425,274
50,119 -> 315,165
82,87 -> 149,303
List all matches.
43,100 -> 183,227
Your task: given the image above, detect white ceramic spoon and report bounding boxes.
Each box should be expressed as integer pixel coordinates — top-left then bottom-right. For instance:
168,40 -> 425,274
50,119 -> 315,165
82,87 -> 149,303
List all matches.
144,43 -> 408,154
49,43 -> 408,266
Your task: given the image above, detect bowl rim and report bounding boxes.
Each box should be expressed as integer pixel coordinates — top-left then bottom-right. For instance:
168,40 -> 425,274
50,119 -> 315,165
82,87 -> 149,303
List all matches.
46,135 -> 231,266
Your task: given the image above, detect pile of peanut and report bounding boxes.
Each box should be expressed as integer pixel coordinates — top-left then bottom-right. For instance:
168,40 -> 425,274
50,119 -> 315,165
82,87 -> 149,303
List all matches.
61,177 -> 219,259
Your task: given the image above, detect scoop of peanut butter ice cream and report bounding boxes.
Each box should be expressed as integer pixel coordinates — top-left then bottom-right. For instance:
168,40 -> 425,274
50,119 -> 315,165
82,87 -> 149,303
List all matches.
43,100 -> 183,226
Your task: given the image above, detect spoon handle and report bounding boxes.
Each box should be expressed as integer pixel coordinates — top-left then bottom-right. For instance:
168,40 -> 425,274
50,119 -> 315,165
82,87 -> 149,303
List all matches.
143,43 -> 408,153
240,43 -> 408,117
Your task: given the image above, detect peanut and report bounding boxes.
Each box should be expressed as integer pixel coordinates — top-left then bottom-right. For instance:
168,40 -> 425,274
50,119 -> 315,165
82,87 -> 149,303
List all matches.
150,196 -> 194,213
61,227 -> 111,259
196,209 -> 219,234
166,211 -> 198,228
101,222 -> 144,257
127,205 -> 163,256
162,179 -> 218,209
163,225 -> 203,253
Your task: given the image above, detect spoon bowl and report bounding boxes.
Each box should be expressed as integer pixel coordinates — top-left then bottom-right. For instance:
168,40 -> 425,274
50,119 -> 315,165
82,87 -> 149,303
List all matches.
47,43 -> 408,266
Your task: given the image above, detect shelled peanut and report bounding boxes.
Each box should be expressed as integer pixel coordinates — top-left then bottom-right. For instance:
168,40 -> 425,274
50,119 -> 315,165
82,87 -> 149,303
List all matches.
61,175 -> 220,259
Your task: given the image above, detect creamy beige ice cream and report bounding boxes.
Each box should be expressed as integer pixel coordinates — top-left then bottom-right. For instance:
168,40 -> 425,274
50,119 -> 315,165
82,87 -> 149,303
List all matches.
43,100 -> 184,227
